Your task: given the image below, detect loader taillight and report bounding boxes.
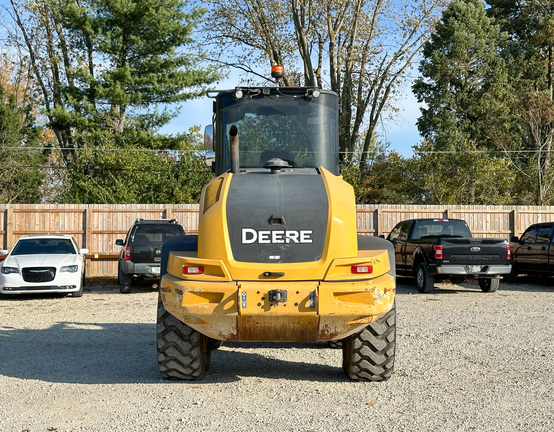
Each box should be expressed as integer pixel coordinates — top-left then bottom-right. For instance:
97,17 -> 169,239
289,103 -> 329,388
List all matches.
125,247 -> 130,261
183,266 -> 204,275
351,265 -> 373,274
434,245 -> 444,260
507,244 -> 511,260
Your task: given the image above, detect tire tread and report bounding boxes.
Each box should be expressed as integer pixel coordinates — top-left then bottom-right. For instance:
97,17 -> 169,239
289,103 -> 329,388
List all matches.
342,304 -> 396,381
156,295 -> 210,380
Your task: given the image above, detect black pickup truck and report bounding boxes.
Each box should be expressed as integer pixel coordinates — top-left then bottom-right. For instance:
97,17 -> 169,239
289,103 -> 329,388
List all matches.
510,222 -> 554,277
387,218 -> 511,293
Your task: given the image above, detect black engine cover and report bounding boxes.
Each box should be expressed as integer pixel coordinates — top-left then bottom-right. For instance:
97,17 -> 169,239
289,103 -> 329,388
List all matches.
226,170 -> 329,263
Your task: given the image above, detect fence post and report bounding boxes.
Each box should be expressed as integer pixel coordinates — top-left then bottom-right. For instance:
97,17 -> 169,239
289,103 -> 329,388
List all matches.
85,208 -> 92,249
376,208 -> 382,237
6,207 -> 13,248
511,209 -> 519,239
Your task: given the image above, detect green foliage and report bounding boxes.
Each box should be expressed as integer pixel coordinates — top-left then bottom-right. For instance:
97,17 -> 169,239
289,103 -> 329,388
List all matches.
342,153 -> 412,204
486,0 -> 554,204
57,0 -> 220,132
487,0 -> 554,93
0,84 -> 46,204
409,0 -> 528,205
59,128 -> 212,204
6,0 -> 222,204
408,141 -> 516,205
413,0 -> 513,152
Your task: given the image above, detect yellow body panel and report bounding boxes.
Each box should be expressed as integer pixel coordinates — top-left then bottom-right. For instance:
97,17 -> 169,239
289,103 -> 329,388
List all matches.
160,167 -> 396,342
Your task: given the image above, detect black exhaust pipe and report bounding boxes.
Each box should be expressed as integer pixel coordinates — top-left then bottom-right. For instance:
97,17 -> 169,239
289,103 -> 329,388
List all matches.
229,125 -> 239,174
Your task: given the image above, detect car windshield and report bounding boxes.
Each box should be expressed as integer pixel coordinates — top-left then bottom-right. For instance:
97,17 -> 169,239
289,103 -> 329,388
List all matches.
11,238 -> 77,255
215,89 -> 339,174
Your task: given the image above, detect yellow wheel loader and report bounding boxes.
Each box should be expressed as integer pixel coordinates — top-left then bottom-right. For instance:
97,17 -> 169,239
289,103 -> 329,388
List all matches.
157,73 -> 396,381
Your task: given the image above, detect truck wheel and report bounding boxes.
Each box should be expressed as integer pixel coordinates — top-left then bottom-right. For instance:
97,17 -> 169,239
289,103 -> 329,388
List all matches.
342,303 -> 396,381
415,262 -> 434,293
503,269 -> 518,283
479,278 -> 499,293
156,295 -> 211,380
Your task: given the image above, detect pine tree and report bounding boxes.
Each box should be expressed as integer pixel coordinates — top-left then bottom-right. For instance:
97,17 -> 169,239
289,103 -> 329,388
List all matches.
412,0 -> 515,204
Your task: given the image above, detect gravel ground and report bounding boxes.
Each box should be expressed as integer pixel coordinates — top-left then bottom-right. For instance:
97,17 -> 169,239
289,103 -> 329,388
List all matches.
1,277 -> 553,432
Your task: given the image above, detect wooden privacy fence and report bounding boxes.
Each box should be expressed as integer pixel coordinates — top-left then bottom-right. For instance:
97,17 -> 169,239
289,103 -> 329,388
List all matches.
1,204 -> 554,277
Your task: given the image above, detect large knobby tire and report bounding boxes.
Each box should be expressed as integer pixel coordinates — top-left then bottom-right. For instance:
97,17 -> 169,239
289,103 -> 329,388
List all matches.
415,262 -> 434,293
156,295 -> 211,380
342,303 -> 396,381
479,278 -> 499,293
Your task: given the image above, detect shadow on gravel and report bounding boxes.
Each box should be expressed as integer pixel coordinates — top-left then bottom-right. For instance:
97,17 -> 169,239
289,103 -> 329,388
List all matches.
0,285 -> 157,300
0,322 -> 347,384
0,322 -> 159,384
395,276 -> 554,295
206,342 -> 346,384
394,278 -> 480,295
499,275 -> 554,292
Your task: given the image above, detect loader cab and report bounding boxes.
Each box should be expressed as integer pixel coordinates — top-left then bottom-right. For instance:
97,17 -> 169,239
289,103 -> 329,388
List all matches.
206,87 -> 340,176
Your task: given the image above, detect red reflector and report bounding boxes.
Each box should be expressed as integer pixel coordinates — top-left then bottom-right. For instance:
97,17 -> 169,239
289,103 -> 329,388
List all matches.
434,245 -> 444,259
351,265 -> 373,274
125,247 -> 130,261
507,244 -> 511,260
183,266 -> 204,275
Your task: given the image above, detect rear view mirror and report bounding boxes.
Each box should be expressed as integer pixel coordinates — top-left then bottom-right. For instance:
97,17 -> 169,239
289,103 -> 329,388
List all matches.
204,125 -> 214,150
205,151 -> 215,167
510,236 -> 519,243
115,239 -> 124,246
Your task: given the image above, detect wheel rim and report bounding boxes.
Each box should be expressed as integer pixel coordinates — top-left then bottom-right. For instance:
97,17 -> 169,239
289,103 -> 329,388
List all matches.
416,267 -> 424,288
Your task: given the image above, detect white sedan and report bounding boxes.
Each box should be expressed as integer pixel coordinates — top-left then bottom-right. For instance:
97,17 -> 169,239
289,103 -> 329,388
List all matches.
0,235 -> 88,297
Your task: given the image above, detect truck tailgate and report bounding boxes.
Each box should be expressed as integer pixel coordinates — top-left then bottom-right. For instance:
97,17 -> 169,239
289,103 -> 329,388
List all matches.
441,238 -> 508,265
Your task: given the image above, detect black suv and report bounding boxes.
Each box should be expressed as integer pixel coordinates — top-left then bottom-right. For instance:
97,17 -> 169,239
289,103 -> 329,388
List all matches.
116,219 -> 185,293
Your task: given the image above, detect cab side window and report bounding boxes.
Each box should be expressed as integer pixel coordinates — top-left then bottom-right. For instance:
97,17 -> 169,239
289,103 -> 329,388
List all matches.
398,221 -> 412,242
535,225 -> 553,244
520,227 -> 538,244
389,224 -> 402,242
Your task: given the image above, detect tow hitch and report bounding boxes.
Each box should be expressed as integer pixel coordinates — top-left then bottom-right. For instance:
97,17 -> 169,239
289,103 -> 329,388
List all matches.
268,289 -> 287,304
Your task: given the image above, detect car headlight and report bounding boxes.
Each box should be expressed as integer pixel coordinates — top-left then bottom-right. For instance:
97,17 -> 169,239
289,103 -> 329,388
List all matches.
1,266 -> 19,274
60,265 -> 78,273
